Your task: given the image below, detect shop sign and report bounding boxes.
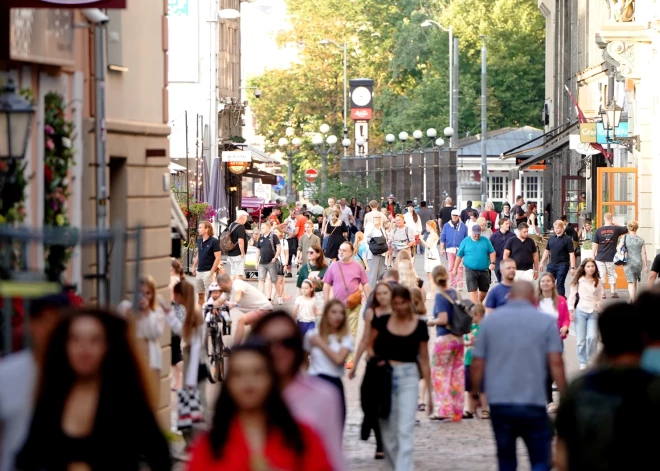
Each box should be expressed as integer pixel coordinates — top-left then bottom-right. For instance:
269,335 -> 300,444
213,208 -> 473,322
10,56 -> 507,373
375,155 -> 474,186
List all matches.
222,151 -> 251,176
579,123 -> 597,143
596,122 -> 628,144
9,9 -> 75,66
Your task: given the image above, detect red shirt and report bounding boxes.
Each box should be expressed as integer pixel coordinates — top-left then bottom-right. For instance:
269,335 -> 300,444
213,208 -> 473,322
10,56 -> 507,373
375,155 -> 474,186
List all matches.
296,217 -> 308,241
187,419 -> 332,471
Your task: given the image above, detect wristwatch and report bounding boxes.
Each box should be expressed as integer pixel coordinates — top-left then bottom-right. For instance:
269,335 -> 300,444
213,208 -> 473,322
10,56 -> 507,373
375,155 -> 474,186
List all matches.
570,266 -> 576,269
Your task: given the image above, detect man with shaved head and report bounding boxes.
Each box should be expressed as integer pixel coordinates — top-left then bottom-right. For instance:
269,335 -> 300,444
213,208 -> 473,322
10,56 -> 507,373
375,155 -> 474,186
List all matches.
472,280 -> 566,471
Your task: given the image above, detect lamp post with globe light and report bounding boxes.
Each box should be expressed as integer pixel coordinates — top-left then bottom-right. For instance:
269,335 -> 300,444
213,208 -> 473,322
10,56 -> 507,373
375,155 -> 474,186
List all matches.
312,124 -> 339,193
278,127 -> 302,202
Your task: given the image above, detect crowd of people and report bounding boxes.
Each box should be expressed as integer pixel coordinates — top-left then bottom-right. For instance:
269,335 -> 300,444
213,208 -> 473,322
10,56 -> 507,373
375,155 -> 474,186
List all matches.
2,192 -> 660,471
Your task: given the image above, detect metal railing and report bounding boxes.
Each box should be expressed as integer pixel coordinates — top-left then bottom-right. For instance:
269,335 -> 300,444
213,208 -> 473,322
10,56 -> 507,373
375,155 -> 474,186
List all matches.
0,223 -> 144,355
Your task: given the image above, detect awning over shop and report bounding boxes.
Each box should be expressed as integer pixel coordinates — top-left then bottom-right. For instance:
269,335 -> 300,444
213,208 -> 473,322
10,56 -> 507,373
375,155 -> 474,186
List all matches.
170,193 -> 187,238
244,167 -> 277,185
248,146 -> 277,164
500,121 -> 578,170
168,162 -> 187,174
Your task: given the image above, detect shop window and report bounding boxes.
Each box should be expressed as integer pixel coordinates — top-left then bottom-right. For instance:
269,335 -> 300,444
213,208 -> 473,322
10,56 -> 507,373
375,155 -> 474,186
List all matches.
522,175 -> 540,201
489,176 -> 508,201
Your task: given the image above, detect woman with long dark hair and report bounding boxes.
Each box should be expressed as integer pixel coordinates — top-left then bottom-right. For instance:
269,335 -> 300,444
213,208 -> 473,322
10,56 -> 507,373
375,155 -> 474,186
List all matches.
296,244 -> 329,313
370,287 -> 432,469
16,308 -> 170,471
188,339 -> 331,470
568,258 -> 604,369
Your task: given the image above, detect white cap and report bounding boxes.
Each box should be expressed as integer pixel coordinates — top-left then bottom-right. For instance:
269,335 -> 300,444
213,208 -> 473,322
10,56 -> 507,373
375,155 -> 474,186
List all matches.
451,209 -> 460,216
236,210 -> 249,218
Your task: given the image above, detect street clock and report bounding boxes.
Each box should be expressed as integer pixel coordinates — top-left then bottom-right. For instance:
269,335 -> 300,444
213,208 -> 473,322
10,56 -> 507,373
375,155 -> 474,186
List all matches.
349,78 -> 374,120
352,87 -> 372,107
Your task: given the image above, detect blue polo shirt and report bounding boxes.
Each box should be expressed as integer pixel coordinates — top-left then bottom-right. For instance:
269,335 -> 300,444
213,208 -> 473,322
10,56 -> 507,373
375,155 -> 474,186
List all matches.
490,229 -> 516,264
457,236 -> 494,271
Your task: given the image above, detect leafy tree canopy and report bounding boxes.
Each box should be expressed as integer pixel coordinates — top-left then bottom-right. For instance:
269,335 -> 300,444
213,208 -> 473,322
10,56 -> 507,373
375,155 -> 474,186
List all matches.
249,0 -> 545,191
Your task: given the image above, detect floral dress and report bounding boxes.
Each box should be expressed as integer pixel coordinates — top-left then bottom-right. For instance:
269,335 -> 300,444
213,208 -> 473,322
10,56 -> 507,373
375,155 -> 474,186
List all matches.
623,234 -> 645,282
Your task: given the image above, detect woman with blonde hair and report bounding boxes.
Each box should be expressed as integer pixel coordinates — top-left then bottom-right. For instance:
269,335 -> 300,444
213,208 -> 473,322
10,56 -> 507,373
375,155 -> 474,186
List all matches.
622,220 -> 648,302
353,231 -> 369,270
418,220 -> 441,298
427,265 -> 465,421
397,258 -> 426,299
476,217 -> 493,238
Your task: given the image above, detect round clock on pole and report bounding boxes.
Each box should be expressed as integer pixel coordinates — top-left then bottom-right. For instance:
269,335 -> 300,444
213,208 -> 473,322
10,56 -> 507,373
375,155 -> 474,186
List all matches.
350,79 -> 374,156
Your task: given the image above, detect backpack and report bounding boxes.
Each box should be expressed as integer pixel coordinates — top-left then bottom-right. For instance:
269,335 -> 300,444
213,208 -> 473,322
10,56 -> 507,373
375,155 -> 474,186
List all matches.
437,290 -> 473,336
219,223 -> 240,252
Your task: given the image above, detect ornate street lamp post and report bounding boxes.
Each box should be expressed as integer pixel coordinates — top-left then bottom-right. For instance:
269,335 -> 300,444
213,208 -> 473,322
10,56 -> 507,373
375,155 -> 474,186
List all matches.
312,123 -> 338,193
278,127 -> 302,202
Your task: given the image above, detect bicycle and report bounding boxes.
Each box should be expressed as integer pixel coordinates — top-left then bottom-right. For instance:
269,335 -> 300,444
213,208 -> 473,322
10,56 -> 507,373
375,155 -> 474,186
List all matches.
204,304 -> 232,383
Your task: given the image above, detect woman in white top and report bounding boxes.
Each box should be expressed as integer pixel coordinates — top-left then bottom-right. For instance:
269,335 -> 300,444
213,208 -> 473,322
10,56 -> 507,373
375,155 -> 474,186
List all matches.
567,258 -> 604,369
404,203 -> 423,236
418,221 -> 441,297
163,281 -> 207,447
304,299 -> 354,429
272,227 -> 290,304
117,276 -> 165,397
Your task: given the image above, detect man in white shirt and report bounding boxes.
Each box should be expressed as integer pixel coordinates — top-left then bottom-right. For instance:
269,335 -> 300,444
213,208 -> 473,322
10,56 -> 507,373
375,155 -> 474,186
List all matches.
338,198 -> 352,225
0,295 -> 70,471
310,199 -> 324,216
361,200 -> 380,234
215,273 -> 273,345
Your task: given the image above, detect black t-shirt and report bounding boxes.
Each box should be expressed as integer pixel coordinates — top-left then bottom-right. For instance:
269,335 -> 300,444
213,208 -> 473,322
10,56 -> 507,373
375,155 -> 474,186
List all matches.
513,205 -> 527,226
439,207 -> 454,227
504,236 -> 537,271
546,233 -> 574,266
651,254 -> 660,274
256,233 -> 280,264
197,236 -> 221,271
227,222 -> 248,257
372,314 -> 429,363
555,367 -> 660,471
593,225 -> 628,262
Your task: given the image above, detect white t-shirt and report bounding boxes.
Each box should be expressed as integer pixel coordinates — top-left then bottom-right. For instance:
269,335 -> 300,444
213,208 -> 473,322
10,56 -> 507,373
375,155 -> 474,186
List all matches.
279,239 -> 289,264
231,279 -> 273,312
304,329 -> 355,378
538,297 -> 559,318
294,296 -> 317,323
0,351 -> 36,471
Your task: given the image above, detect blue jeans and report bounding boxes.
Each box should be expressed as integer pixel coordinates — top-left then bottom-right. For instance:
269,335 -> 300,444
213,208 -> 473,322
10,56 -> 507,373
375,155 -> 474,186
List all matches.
379,363 -> 419,470
490,405 -> 552,471
547,263 -> 569,296
575,308 -> 598,367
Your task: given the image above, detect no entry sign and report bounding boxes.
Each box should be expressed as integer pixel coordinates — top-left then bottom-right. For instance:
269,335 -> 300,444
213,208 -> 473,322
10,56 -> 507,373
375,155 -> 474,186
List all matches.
6,0 -> 127,7
304,168 -> 319,183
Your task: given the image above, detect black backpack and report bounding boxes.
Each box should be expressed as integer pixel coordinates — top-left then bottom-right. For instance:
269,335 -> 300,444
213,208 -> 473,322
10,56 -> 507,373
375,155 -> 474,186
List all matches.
437,290 -> 473,336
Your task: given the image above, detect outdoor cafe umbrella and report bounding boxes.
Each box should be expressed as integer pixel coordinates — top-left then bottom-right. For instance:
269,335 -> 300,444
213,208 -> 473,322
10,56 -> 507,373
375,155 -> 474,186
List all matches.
208,157 -> 228,219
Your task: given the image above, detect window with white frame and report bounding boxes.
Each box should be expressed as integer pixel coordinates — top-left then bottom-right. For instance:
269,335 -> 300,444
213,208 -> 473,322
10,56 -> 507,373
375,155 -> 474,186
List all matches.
522,175 -> 542,202
489,175 -> 508,201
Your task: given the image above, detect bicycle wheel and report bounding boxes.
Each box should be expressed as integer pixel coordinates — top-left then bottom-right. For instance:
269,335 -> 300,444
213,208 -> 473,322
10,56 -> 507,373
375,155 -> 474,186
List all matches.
215,334 -> 229,382
206,328 -> 219,384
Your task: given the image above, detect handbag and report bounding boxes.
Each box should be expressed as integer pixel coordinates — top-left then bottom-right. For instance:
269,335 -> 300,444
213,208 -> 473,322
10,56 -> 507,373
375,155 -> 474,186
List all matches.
177,385 -> 205,430
613,235 -> 628,266
369,228 -> 388,255
337,262 -> 362,310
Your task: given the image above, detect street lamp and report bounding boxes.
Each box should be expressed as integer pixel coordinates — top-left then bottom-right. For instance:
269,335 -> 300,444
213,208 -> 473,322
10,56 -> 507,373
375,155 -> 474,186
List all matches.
421,20 -> 456,146
0,79 -> 35,160
313,124 -> 338,192
279,132 -> 302,202
600,99 -> 639,152
319,39 -> 348,148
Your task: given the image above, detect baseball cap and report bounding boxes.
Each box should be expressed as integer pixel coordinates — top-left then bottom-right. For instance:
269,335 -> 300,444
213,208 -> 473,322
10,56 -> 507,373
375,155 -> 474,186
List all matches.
451,209 -> 460,216
387,194 -> 395,199
472,225 -> 482,234
236,210 -> 249,218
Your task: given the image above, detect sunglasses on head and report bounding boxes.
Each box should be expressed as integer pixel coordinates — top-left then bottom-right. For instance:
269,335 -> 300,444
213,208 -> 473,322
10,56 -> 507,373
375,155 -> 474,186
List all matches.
268,336 -> 299,349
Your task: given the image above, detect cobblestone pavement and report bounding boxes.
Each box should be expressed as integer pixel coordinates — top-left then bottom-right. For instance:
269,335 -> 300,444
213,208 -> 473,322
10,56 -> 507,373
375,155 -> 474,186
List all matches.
173,254 -> 634,469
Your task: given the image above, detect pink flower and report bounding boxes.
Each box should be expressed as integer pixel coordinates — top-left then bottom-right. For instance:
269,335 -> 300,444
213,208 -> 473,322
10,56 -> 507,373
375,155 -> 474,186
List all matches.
46,139 -> 55,150
45,125 -> 55,135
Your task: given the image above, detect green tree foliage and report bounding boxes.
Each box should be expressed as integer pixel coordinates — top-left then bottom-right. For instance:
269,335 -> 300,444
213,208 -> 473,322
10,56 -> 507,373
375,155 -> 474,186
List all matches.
249,0 -> 545,190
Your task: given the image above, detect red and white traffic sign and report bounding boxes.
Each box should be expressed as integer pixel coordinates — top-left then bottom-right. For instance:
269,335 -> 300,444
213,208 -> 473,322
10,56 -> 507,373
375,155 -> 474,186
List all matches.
304,168 -> 319,183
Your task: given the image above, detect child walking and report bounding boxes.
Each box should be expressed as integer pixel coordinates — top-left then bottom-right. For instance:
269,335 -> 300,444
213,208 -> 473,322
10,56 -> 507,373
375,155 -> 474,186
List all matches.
463,303 -> 489,419
294,279 -> 319,336
304,299 -> 354,427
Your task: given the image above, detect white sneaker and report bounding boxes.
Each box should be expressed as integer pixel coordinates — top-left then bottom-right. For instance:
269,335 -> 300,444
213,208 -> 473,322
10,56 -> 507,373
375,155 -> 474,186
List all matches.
277,297 -> 283,305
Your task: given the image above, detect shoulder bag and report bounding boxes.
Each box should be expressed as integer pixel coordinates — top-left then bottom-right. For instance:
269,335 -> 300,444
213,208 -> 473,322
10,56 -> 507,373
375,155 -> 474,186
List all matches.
369,228 -> 388,255
337,262 -> 363,310
613,235 -> 628,266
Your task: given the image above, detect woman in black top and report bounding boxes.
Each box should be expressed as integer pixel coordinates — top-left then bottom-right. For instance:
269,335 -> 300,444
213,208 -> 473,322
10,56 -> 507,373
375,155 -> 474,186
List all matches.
324,210 -> 348,261
17,308 -> 171,471
368,287 -> 432,470
349,197 -> 362,230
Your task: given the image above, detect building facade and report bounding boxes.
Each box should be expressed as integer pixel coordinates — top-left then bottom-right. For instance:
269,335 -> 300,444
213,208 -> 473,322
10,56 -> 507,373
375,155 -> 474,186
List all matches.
536,0 -> 659,259
1,0 -> 173,428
